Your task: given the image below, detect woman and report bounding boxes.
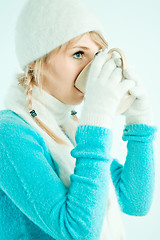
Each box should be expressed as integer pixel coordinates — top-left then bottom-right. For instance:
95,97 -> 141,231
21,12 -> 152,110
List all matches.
0,0 -> 157,239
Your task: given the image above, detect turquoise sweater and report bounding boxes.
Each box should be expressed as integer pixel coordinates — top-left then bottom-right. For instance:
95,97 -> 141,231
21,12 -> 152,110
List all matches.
0,110 -> 157,240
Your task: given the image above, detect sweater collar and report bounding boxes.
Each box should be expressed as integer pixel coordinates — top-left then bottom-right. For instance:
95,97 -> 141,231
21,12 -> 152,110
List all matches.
31,85 -> 75,126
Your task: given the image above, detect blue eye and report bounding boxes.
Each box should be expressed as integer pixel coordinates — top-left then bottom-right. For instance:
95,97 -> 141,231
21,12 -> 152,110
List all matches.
73,51 -> 84,60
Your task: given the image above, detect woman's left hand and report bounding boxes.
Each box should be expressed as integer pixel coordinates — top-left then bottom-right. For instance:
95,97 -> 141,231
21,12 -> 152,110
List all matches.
121,64 -> 154,126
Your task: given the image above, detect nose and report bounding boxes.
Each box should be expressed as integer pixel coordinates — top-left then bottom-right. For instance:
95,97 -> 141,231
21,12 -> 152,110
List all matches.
84,52 -> 98,68
78,50 -> 102,79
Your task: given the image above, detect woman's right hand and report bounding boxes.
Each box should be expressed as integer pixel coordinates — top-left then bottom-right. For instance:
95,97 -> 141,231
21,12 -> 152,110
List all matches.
79,49 -> 136,129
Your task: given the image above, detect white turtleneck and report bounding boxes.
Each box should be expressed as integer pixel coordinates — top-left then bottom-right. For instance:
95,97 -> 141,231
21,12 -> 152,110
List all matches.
32,85 -> 75,126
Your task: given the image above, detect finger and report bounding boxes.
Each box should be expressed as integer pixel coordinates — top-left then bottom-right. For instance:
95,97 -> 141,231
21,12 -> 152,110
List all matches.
111,52 -> 121,59
108,67 -> 123,86
123,66 -> 141,82
119,79 -> 136,96
114,58 -> 122,68
129,84 -> 147,99
109,52 -> 122,67
98,57 -> 117,83
89,49 -> 112,80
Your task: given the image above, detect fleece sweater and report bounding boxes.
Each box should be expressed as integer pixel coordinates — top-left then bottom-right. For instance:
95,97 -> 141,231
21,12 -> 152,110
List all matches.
0,109 -> 157,240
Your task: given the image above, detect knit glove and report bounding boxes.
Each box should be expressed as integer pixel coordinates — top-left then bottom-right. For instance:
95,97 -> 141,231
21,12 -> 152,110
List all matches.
121,64 -> 154,126
79,49 -> 136,129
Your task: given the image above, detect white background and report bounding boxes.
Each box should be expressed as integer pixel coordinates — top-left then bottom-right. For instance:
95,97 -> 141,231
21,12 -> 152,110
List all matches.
0,0 -> 160,239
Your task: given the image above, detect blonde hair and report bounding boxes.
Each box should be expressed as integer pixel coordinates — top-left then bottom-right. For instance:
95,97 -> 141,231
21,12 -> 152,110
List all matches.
16,31 -> 109,146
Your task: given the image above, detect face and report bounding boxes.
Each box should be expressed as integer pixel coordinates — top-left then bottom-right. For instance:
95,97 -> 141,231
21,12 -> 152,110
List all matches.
40,33 -> 102,105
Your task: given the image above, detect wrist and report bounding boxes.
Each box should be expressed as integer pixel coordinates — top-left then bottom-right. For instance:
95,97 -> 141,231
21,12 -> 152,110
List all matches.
79,112 -> 113,130
125,111 -> 154,126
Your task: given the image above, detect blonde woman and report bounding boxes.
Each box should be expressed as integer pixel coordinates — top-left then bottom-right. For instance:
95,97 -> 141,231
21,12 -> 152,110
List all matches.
0,0 -> 157,239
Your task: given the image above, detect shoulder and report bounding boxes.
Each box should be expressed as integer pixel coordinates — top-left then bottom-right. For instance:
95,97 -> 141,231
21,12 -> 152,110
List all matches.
0,110 -> 59,175
0,110 -> 44,146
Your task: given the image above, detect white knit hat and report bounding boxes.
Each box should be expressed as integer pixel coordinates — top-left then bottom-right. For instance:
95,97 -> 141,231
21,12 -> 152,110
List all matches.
15,0 -> 106,71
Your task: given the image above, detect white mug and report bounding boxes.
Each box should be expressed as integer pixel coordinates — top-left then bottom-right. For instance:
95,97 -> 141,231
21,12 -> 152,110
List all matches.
74,48 -> 136,115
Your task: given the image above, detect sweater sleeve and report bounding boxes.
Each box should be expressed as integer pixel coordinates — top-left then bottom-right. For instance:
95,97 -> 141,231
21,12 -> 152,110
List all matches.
0,120 -> 112,240
110,123 -> 158,216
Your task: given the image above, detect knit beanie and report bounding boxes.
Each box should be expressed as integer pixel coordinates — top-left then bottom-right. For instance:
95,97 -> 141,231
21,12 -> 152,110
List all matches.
15,0 -> 106,71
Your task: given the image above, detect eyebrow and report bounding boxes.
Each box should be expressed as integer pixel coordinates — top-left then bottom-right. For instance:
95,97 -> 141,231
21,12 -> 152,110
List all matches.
72,45 -> 102,51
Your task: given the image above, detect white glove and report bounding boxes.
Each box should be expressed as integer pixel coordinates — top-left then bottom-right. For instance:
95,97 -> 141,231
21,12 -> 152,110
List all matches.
121,64 -> 154,126
79,49 -> 136,129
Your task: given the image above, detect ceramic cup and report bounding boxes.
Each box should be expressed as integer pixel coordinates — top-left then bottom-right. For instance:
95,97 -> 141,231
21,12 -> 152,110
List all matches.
74,48 -> 136,115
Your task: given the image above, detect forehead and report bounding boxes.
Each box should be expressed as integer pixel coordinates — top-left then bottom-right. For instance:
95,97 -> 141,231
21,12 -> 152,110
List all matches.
51,33 -> 100,58
67,33 -> 101,50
